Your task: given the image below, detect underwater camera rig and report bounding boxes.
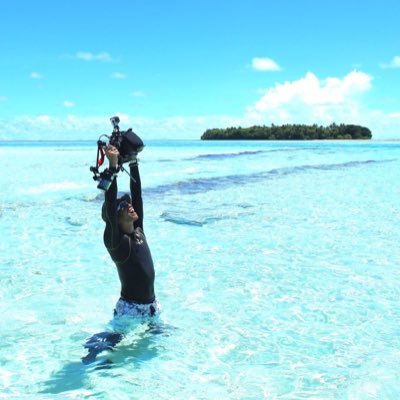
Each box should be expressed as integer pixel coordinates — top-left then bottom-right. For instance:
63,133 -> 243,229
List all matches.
90,116 -> 144,190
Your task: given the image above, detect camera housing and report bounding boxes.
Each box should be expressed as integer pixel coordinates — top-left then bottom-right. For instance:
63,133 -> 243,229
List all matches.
90,117 -> 144,190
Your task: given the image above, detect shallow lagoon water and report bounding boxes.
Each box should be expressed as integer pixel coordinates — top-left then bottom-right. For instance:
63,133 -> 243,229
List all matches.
1,140 -> 400,399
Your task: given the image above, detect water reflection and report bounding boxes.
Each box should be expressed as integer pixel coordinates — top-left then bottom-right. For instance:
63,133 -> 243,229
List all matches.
40,320 -> 176,394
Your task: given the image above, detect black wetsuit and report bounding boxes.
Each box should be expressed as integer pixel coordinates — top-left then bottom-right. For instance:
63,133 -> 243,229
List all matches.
103,163 -> 155,304
82,165 -> 156,364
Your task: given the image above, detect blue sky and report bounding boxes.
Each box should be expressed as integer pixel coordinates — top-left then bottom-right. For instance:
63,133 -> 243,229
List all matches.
1,0 -> 400,140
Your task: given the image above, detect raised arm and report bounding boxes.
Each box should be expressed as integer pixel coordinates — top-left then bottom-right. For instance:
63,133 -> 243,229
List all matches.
103,146 -> 121,249
129,160 -> 144,231
103,177 -> 120,249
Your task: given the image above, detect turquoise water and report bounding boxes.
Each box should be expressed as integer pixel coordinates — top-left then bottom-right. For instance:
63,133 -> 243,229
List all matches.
1,140 -> 400,399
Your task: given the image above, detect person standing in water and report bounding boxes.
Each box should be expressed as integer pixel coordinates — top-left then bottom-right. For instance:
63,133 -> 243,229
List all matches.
101,144 -> 159,317
82,144 -> 159,364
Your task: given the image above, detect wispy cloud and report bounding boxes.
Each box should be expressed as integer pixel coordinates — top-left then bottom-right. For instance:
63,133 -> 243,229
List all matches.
63,100 -> 75,108
75,51 -> 114,62
0,114 -> 243,140
36,115 -> 52,122
251,57 -> 281,71
380,55 -> 400,69
30,72 -> 43,79
0,96 -> 7,101
111,72 -> 127,79
130,91 -> 145,97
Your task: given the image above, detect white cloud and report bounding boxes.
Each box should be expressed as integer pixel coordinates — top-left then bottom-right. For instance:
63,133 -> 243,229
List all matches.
246,71 -> 372,127
111,72 -> 127,79
0,114 -> 244,140
0,96 -> 7,101
241,70 -> 400,138
251,57 -> 280,71
63,100 -> 75,108
36,115 -> 52,122
380,56 -> 400,69
30,72 -> 43,79
76,51 -> 114,62
130,91 -> 145,97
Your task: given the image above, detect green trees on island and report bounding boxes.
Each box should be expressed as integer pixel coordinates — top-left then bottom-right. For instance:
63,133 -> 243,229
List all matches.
201,123 -> 372,140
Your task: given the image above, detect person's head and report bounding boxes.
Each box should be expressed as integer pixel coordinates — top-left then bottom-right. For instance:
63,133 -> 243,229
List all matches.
102,193 -> 138,230
116,194 -> 138,226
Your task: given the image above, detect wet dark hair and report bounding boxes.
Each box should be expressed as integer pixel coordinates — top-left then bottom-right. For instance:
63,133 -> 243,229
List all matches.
101,193 -> 132,222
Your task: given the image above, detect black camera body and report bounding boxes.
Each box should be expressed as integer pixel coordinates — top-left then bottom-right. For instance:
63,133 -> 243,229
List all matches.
90,116 -> 144,190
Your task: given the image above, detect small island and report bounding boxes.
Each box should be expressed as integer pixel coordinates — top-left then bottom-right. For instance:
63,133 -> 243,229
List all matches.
201,123 -> 372,140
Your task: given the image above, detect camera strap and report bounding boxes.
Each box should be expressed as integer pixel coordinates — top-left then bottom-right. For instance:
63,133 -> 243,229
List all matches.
97,142 -> 106,167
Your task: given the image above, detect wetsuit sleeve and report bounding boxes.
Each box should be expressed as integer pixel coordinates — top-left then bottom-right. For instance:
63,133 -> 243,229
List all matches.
103,177 -> 121,249
130,162 -> 144,231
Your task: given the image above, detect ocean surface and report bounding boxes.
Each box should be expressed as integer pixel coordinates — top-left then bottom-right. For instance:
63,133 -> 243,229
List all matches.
1,139 -> 400,399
